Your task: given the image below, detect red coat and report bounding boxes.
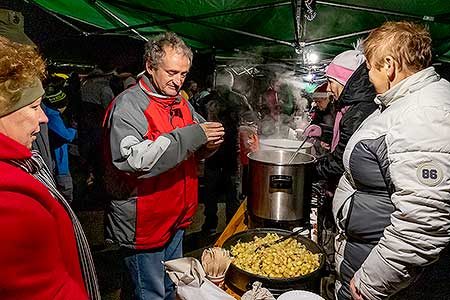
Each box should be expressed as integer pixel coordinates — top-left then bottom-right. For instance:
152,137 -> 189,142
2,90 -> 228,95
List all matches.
0,133 -> 88,300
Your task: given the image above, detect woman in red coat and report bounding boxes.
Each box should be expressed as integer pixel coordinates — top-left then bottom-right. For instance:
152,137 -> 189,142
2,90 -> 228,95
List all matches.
0,36 -> 100,300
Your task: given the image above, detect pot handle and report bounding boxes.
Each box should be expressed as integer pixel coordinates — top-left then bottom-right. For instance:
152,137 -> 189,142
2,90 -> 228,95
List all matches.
269,175 -> 293,193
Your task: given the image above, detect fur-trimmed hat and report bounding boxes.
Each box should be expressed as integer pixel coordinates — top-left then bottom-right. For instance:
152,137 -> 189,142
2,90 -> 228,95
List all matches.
326,49 -> 365,86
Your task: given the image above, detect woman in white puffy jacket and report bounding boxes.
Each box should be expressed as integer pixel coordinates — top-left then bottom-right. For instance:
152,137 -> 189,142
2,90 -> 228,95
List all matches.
333,21 -> 450,300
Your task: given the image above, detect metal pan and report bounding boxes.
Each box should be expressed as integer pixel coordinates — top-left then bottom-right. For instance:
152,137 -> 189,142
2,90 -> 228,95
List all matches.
222,228 -> 326,296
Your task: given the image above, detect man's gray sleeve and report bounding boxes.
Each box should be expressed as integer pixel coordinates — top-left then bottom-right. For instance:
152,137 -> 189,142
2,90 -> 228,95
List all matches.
109,96 -> 207,177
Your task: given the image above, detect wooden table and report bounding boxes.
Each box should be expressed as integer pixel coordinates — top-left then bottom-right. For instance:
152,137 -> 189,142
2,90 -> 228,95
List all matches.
215,199 -> 248,247
214,200 -> 249,299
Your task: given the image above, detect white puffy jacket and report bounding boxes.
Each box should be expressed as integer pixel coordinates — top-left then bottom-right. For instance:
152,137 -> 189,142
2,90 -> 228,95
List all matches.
333,67 -> 450,300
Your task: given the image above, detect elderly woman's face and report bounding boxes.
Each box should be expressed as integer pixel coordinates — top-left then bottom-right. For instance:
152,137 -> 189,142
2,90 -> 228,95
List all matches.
314,96 -> 330,111
367,61 -> 388,94
0,97 -> 48,149
326,78 -> 344,101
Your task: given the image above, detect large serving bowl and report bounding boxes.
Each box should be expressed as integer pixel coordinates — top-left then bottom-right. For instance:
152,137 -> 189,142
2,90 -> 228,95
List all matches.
222,228 -> 326,296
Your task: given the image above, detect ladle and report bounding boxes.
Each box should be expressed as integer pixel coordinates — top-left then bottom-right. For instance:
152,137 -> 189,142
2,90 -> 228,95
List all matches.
286,136 -> 310,164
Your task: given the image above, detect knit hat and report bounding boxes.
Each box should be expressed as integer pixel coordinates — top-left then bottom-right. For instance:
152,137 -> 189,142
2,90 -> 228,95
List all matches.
326,49 -> 365,86
0,78 -> 44,118
312,82 -> 328,99
43,85 -> 68,109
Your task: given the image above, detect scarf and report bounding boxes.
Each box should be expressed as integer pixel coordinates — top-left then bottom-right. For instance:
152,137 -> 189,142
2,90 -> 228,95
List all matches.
331,105 -> 350,153
12,151 -> 101,300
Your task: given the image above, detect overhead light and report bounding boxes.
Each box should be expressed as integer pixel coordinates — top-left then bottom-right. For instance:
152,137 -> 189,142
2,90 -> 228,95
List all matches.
304,73 -> 314,82
308,52 -> 319,64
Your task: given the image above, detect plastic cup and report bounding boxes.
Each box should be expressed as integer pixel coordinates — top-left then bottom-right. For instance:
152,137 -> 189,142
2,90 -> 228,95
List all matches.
206,274 -> 225,289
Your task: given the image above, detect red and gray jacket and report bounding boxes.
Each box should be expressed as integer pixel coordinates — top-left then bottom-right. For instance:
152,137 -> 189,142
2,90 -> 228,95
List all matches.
103,74 -> 207,250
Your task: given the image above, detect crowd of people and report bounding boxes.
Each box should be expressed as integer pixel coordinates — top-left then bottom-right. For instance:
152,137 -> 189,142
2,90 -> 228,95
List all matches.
1,5 -> 450,300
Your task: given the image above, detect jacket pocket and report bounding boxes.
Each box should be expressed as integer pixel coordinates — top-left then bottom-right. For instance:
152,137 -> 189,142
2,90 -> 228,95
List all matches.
333,175 -> 356,231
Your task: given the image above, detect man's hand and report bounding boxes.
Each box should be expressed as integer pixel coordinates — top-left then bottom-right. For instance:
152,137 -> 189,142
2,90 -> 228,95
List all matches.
200,122 -> 225,144
350,278 -> 364,300
206,139 -> 224,150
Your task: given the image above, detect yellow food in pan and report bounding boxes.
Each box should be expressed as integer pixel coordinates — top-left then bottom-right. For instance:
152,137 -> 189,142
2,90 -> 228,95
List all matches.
230,233 -> 321,278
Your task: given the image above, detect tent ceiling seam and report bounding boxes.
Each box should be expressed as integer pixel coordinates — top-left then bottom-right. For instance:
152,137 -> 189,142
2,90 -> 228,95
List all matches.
89,0 -> 291,35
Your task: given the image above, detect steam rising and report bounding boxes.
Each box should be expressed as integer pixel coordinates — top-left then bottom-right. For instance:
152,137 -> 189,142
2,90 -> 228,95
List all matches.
215,58 -> 320,140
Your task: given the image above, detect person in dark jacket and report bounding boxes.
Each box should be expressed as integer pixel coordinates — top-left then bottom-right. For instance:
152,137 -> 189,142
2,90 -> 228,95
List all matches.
306,49 -> 377,186
307,82 -> 335,151
202,70 -> 255,233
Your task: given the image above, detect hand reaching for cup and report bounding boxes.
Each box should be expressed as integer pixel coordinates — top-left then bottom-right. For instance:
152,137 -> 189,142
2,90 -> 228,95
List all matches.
200,122 -> 225,146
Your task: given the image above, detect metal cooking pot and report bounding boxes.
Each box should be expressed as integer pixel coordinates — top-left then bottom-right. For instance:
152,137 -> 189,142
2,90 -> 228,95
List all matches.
247,150 -> 316,229
222,228 -> 326,296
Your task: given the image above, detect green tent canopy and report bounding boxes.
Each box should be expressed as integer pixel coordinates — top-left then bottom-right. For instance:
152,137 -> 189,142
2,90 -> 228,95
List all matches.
31,0 -> 450,63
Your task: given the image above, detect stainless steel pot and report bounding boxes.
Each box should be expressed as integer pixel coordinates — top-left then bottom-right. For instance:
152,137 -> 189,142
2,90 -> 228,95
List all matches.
247,150 -> 316,228
222,228 -> 326,296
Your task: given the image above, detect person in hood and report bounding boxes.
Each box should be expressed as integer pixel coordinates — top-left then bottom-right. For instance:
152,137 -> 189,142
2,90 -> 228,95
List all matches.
103,32 -> 224,300
304,47 -> 377,187
334,21 -> 450,300
0,36 -> 100,300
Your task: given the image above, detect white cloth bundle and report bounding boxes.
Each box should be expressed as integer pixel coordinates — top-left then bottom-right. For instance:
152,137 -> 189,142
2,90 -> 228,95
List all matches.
164,257 -> 236,300
241,282 -> 276,300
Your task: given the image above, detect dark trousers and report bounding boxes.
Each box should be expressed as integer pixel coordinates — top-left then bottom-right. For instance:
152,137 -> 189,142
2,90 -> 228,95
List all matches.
203,166 -> 240,231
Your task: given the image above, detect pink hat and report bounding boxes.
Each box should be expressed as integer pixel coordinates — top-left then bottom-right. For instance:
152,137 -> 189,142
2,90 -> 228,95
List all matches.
326,50 -> 365,86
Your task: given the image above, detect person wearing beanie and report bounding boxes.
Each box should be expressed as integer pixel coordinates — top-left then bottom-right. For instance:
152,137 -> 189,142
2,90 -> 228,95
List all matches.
308,48 -> 377,187
0,36 -> 100,300
304,82 -> 335,150
0,7 -> 53,170
43,84 -> 77,203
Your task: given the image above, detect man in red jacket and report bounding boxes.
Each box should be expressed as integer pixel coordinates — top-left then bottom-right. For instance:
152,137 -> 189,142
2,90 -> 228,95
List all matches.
103,32 -> 224,300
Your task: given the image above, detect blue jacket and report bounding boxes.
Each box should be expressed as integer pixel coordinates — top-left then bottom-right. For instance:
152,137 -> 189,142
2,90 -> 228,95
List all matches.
44,105 -> 76,175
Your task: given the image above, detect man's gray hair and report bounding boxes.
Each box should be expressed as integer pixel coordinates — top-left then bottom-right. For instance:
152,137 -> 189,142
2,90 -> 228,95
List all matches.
144,32 -> 193,69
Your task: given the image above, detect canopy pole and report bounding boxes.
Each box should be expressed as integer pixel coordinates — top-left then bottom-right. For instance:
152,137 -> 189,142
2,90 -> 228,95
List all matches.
291,0 -> 305,47
91,0 -> 295,47
91,1 -> 148,41
200,22 -> 296,47
89,1 -> 291,35
305,29 -> 373,46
